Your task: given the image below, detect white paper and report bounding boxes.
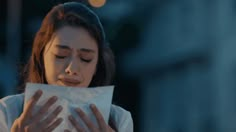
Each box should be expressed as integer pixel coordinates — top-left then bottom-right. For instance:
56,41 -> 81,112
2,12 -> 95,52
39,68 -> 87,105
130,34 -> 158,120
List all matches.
24,83 -> 114,132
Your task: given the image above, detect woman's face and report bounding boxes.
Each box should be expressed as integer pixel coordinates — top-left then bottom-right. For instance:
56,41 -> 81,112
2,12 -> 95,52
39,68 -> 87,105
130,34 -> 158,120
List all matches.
43,26 -> 98,88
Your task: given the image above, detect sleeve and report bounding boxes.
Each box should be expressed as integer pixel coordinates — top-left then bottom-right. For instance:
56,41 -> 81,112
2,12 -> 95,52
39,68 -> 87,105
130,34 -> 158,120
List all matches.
110,105 -> 134,132
117,111 -> 133,132
0,100 -> 10,132
0,94 -> 24,132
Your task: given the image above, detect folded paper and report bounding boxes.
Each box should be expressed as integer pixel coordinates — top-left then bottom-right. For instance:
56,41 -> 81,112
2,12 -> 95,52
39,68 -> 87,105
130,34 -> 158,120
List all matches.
24,83 -> 114,132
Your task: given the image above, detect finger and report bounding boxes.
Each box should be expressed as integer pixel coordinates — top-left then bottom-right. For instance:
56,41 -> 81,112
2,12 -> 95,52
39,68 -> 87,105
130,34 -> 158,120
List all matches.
90,104 -> 107,130
33,96 -> 58,122
10,119 -> 20,131
108,117 -> 117,132
68,115 -> 85,132
41,105 -> 63,126
23,90 -> 43,118
76,108 -> 97,131
24,123 -> 40,132
64,129 -> 71,132
109,127 -> 116,132
24,125 -> 34,132
107,125 -> 116,132
45,118 -> 63,132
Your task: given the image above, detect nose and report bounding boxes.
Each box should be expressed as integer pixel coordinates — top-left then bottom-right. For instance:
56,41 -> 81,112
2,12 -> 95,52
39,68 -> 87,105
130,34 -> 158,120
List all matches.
65,58 -> 80,75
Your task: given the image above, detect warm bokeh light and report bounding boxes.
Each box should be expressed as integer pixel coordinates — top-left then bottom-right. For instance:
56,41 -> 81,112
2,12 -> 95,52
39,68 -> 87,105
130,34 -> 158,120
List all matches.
88,0 -> 106,8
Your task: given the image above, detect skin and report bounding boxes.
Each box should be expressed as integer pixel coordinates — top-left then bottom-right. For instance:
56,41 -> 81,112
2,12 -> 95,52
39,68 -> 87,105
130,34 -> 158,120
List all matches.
43,26 -> 98,88
11,26 -> 114,132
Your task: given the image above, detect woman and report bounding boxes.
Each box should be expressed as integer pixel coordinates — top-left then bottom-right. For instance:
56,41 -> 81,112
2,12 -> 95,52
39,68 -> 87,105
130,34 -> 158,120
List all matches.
0,2 -> 133,132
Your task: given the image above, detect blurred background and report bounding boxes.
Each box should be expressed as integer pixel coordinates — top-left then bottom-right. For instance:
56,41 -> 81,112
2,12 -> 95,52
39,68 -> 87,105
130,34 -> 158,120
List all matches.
2,0 -> 236,131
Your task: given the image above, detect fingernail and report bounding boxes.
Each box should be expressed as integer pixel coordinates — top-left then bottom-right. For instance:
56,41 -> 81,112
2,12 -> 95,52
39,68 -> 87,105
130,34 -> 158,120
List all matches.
52,96 -> 58,100
58,105 -> 63,110
36,90 -> 42,94
90,104 -> 96,109
68,115 -> 73,120
76,108 -> 81,112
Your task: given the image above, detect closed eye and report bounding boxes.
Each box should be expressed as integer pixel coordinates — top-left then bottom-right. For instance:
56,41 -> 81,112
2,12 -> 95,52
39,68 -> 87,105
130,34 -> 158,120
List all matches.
55,55 -> 67,59
81,58 -> 92,63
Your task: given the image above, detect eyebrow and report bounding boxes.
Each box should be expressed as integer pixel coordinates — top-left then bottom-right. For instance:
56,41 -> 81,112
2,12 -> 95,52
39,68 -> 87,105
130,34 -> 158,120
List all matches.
56,45 -> 71,50
55,45 -> 96,53
79,48 -> 95,53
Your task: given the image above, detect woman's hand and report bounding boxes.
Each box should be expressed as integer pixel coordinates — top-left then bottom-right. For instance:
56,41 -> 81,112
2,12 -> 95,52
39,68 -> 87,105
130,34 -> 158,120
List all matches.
11,90 -> 63,132
65,104 -> 115,132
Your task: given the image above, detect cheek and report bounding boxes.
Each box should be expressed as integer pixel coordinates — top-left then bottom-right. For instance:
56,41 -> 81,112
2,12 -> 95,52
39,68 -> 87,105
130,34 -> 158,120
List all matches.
82,63 -> 97,79
44,54 -> 64,81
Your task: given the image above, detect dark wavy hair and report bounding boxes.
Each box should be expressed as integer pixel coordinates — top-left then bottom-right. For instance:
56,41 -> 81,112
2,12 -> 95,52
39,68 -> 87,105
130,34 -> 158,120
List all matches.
21,2 -> 115,90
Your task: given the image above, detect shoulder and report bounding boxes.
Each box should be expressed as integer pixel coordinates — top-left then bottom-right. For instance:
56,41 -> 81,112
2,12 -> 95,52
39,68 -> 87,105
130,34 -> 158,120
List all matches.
110,104 -> 132,118
110,104 -> 133,132
0,94 -> 24,107
0,93 -> 24,117
0,94 -> 24,131
0,94 -> 24,114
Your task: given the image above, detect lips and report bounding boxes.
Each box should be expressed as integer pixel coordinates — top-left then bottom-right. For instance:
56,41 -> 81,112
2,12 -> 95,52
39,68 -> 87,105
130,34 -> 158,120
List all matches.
59,78 -> 81,87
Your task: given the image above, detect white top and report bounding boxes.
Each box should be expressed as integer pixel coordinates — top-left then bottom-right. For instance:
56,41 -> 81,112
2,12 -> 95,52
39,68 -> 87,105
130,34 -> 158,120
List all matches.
0,94 -> 133,132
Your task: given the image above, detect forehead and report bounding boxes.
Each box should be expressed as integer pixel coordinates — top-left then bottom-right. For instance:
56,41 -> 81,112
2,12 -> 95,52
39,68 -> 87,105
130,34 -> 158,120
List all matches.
48,26 -> 98,50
